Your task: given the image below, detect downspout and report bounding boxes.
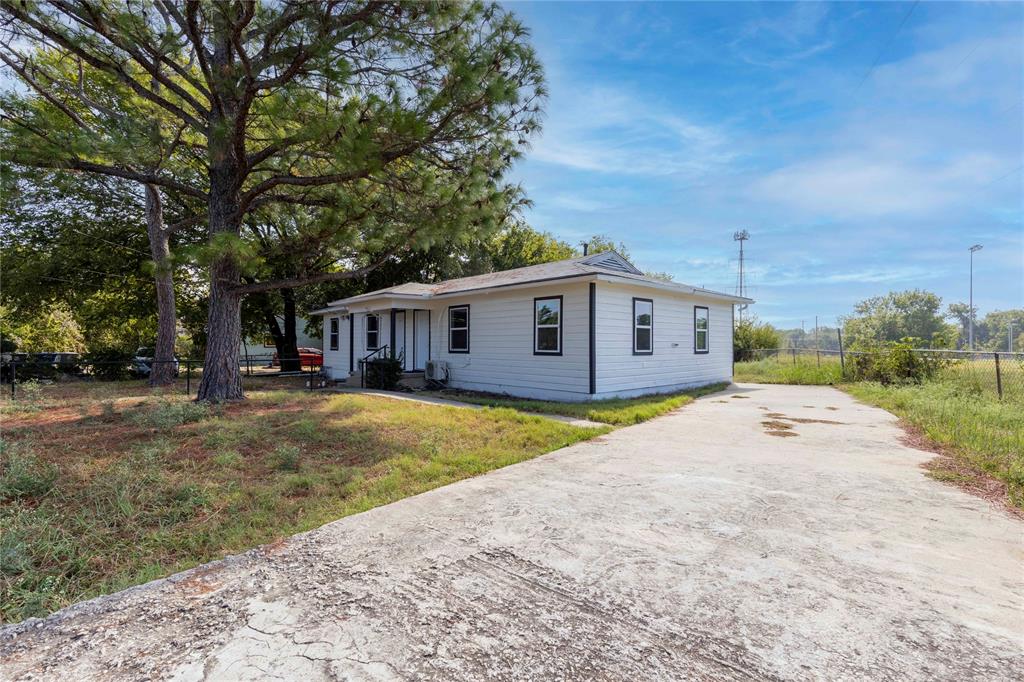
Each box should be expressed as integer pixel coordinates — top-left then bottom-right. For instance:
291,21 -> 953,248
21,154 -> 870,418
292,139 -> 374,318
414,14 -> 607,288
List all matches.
589,282 -> 596,395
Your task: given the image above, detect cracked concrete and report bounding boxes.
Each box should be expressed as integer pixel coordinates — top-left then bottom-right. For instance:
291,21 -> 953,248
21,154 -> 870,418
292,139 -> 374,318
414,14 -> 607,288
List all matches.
2,383 -> 1021,680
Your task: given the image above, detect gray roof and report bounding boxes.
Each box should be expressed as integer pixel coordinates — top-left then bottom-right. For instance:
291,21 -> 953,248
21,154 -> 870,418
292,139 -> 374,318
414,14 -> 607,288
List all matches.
317,251 -> 751,310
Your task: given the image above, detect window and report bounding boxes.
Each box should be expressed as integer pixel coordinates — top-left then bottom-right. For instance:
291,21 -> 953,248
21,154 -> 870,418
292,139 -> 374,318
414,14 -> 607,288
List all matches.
328,317 -> 339,351
534,296 -> 562,355
365,313 -> 380,350
694,306 -> 709,353
633,298 -> 653,354
448,305 -> 470,353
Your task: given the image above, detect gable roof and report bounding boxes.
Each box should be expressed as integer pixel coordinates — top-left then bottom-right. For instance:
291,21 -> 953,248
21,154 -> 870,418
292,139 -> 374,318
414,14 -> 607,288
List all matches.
313,251 -> 752,312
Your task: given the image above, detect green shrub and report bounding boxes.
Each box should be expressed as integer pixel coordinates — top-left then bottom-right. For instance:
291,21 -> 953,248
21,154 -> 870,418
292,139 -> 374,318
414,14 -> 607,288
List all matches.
733,318 -> 781,361
364,357 -> 403,390
82,348 -> 133,381
847,339 -> 950,385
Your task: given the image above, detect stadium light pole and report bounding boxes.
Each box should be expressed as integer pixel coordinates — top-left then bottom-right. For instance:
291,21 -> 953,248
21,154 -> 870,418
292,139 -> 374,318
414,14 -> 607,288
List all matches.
968,244 -> 983,350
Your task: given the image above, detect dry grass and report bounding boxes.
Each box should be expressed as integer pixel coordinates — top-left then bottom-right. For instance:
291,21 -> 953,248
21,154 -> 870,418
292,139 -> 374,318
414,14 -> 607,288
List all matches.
0,381 -> 608,623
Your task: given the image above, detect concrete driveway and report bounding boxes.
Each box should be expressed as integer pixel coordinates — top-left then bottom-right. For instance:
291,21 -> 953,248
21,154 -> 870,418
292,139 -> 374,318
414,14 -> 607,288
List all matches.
2,383 -> 1022,680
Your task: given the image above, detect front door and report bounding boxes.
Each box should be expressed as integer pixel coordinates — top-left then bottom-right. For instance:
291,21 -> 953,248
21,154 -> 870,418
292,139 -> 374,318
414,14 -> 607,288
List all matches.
413,310 -> 430,371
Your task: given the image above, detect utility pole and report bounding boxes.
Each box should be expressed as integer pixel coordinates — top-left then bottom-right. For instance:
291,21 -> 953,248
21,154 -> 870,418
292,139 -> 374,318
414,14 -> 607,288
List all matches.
733,230 -> 749,323
1009,321 -> 1014,353
969,244 -> 982,350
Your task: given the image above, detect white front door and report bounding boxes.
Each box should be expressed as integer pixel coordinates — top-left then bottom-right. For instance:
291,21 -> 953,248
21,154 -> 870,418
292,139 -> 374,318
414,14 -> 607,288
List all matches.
413,310 -> 430,370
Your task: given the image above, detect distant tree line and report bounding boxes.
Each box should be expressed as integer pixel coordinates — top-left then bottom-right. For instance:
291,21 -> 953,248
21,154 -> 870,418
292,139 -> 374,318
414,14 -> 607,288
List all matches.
736,289 -> 1023,353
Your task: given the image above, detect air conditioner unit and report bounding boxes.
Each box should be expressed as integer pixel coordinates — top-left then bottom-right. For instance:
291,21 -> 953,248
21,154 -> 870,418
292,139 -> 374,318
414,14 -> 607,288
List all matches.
425,360 -> 448,383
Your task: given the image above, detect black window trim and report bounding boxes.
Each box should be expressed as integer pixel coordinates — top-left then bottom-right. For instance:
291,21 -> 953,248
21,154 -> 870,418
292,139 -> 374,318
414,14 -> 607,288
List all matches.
533,295 -> 563,356
328,317 -> 340,351
632,297 -> 654,355
694,305 -> 710,354
365,312 -> 381,351
447,304 -> 470,354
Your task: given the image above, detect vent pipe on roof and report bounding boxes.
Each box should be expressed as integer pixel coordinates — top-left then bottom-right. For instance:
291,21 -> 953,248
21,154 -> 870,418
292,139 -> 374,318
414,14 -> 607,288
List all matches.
581,241 -> 589,256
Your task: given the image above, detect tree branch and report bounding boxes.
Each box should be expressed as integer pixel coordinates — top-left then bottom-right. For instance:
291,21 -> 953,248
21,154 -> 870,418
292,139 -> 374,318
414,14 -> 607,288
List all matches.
0,48 -> 94,133
229,250 -> 404,296
2,2 -> 208,132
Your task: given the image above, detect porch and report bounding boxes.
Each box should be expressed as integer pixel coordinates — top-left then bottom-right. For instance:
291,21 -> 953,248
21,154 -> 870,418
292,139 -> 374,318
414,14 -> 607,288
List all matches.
320,307 -> 434,384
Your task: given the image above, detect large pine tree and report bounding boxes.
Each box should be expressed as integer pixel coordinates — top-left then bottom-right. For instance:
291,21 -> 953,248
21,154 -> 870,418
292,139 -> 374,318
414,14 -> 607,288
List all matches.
1,1 -> 544,400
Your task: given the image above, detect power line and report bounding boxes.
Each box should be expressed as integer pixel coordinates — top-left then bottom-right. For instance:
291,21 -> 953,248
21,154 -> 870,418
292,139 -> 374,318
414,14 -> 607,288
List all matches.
63,225 -> 150,257
856,0 -> 920,93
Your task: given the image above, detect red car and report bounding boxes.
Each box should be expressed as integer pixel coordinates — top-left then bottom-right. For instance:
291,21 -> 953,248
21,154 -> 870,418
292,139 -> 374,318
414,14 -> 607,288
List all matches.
271,347 -> 323,368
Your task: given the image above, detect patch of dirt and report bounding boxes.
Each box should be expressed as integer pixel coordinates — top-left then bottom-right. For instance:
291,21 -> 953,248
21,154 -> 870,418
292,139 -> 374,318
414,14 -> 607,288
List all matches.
176,565 -> 225,596
825,406 -> 839,411
802,405 -> 816,409
766,430 -> 798,438
712,400 -> 729,404
764,412 -> 787,418
898,426 -> 1022,520
761,420 -> 792,431
730,395 -> 749,399
787,417 -> 844,425
260,537 -> 291,556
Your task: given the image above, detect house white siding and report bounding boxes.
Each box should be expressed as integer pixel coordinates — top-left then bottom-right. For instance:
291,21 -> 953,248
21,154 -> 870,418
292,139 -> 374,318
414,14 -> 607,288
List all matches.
322,314 -> 350,380
593,282 -> 733,398
428,282 -> 591,401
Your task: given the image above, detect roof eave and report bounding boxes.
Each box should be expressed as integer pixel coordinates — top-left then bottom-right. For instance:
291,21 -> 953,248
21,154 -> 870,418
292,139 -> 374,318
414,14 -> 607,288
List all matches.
593,273 -> 754,303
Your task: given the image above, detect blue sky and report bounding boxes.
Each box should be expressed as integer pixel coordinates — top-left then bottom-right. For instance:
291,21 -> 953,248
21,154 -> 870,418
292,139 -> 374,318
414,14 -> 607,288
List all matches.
506,1 -> 1023,328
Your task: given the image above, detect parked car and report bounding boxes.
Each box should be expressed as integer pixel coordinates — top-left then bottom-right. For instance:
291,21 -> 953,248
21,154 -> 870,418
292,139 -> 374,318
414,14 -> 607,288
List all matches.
272,347 -> 323,368
0,352 -> 28,382
34,352 -> 83,371
130,347 -> 180,378
35,352 -> 85,379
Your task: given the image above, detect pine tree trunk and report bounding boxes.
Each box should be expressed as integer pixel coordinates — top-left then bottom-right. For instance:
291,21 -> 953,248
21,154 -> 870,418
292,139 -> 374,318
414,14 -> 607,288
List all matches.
278,288 -> 301,372
196,131 -> 244,401
146,185 -> 178,387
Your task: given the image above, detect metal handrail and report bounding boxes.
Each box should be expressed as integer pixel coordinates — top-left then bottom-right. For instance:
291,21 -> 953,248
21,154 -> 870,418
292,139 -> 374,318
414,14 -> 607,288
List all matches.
357,345 -> 389,388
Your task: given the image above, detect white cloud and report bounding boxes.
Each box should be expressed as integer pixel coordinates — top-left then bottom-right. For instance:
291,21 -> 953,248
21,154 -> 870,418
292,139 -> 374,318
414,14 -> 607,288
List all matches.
548,193 -> 611,212
529,85 -> 734,178
749,151 -> 1010,217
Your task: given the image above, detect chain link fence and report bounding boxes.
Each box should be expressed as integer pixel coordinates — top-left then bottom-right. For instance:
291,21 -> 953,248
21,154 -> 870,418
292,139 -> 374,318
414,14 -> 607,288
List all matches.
736,347 -> 1024,401
1,354 -> 328,401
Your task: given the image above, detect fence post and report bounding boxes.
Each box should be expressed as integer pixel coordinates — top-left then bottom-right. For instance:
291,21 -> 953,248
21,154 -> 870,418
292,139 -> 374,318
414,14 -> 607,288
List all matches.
186,360 -> 192,396
10,362 -> 15,400
816,350 -> 821,367
994,353 -> 1003,400
838,329 -> 846,376
792,347 -> 797,365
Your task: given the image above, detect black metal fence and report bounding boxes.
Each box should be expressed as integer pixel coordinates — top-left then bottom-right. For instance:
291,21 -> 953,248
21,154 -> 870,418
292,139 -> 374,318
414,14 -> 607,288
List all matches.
1,354 -> 329,400
736,347 -> 1024,401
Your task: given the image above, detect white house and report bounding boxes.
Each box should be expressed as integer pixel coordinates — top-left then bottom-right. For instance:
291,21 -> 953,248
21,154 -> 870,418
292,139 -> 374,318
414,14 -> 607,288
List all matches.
311,251 -> 752,401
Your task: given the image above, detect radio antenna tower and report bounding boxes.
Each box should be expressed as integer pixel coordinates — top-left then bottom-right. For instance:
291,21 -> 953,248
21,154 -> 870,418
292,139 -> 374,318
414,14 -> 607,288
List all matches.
734,230 -> 750,322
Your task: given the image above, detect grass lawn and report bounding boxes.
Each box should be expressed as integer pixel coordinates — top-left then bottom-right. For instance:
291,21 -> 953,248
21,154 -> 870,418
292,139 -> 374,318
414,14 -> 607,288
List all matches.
844,381 -> 1024,510
0,381 -> 608,623
429,382 -> 728,426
